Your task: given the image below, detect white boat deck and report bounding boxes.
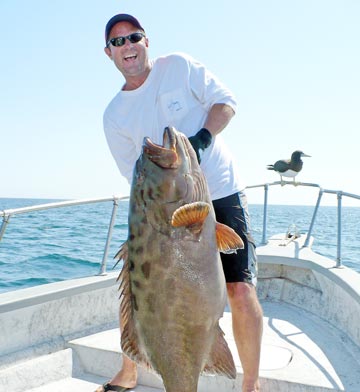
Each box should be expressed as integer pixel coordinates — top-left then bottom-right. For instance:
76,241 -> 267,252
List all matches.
6,300 -> 358,392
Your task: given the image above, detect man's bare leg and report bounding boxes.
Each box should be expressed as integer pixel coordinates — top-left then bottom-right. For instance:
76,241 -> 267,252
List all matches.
94,355 -> 137,391
227,282 -> 263,392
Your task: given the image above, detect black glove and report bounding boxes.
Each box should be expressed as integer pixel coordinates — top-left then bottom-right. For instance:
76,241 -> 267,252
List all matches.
188,128 -> 212,163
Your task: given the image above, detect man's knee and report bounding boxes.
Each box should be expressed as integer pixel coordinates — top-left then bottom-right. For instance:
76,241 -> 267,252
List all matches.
227,281 -> 255,299
226,282 -> 261,314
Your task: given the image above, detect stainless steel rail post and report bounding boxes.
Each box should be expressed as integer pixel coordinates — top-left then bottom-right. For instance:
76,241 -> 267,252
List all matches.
304,188 -> 323,248
0,214 -> 11,242
336,192 -> 342,267
262,184 -> 269,245
98,199 -> 119,275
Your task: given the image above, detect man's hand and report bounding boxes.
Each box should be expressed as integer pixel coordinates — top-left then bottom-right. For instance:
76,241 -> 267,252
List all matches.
188,128 -> 212,163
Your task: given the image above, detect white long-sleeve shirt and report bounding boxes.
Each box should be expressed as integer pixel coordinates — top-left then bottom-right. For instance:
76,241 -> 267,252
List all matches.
103,52 -> 244,200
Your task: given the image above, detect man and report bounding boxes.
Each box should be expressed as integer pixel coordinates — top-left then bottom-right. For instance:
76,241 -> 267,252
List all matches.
97,13 -> 263,392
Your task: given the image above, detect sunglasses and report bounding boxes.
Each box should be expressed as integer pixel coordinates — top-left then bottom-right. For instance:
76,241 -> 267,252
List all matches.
107,32 -> 145,47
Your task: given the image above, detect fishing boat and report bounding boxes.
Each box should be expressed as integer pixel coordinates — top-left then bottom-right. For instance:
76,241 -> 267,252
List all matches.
1,181 -> 359,392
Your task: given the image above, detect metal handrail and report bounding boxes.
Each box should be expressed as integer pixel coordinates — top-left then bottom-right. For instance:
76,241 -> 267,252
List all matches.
0,195 -> 129,275
245,181 -> 360,267
1,182 -> 360,275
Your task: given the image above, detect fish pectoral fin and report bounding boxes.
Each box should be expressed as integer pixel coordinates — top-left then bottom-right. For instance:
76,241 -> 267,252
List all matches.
216,223 -> 244,254
203,325 -> 237,379
171,202 -> 211,233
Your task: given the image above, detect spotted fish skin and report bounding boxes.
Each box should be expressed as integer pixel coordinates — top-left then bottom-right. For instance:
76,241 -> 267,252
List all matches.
118,127 -> 242,392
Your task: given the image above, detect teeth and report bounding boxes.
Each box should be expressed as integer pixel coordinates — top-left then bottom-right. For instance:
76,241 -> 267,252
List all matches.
125,54 -> 136,60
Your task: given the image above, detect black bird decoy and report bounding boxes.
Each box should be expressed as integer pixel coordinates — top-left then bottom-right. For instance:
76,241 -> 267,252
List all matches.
267,150 -> 311,184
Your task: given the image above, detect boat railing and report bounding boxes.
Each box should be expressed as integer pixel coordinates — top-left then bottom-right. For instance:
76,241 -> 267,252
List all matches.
0,196 -> 129,275
246,181 -> 360,267
1,182 -> 360,275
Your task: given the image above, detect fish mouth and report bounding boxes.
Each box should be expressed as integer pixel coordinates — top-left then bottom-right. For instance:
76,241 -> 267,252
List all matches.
143,127 -> 179,168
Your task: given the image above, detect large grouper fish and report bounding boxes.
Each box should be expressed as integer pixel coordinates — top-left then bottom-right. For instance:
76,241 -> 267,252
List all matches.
116,126 -> 244,392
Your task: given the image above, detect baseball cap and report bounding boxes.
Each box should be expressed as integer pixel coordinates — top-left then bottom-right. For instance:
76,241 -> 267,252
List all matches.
105,14 -> 145,44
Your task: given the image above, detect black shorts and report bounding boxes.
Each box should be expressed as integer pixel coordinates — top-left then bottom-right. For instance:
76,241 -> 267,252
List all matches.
212,191 -> 258,285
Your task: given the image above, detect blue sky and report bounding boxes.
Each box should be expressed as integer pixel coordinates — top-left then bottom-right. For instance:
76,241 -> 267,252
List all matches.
1,0 -> 359,206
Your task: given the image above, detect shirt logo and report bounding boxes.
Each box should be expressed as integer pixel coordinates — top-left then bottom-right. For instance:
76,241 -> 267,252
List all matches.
167,100 -> 183,112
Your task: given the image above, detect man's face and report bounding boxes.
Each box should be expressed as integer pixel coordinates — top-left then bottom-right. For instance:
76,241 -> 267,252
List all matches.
104,22 -> 149,79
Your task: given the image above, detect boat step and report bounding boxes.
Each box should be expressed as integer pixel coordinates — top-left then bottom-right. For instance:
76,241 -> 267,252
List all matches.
26,374 -> 162,392
0,349 -> 73,392
0,347 -> 161,392
68,328 -> 242,392
68,329 -> 163,390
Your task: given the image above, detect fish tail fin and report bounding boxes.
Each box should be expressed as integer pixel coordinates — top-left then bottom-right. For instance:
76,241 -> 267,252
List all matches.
203,324 -> 237,379
216,222 -> 244,254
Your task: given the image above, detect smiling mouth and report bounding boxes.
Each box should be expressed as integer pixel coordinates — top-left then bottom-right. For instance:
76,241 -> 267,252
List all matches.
124,54 -> 137,61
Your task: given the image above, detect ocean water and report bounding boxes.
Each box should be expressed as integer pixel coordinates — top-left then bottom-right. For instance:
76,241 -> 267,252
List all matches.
0,198 -> 359,294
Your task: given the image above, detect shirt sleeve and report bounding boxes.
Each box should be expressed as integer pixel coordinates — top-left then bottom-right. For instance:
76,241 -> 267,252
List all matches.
103,113 -> 136,184
186,55 -> 237,113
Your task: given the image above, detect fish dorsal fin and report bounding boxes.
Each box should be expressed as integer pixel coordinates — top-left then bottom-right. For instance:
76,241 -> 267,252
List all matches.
216,222 -> 244,254
114,241 -> 129,271
202,324 -> 237,379
171,202 -> 210,233
116,242 -> 154,372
